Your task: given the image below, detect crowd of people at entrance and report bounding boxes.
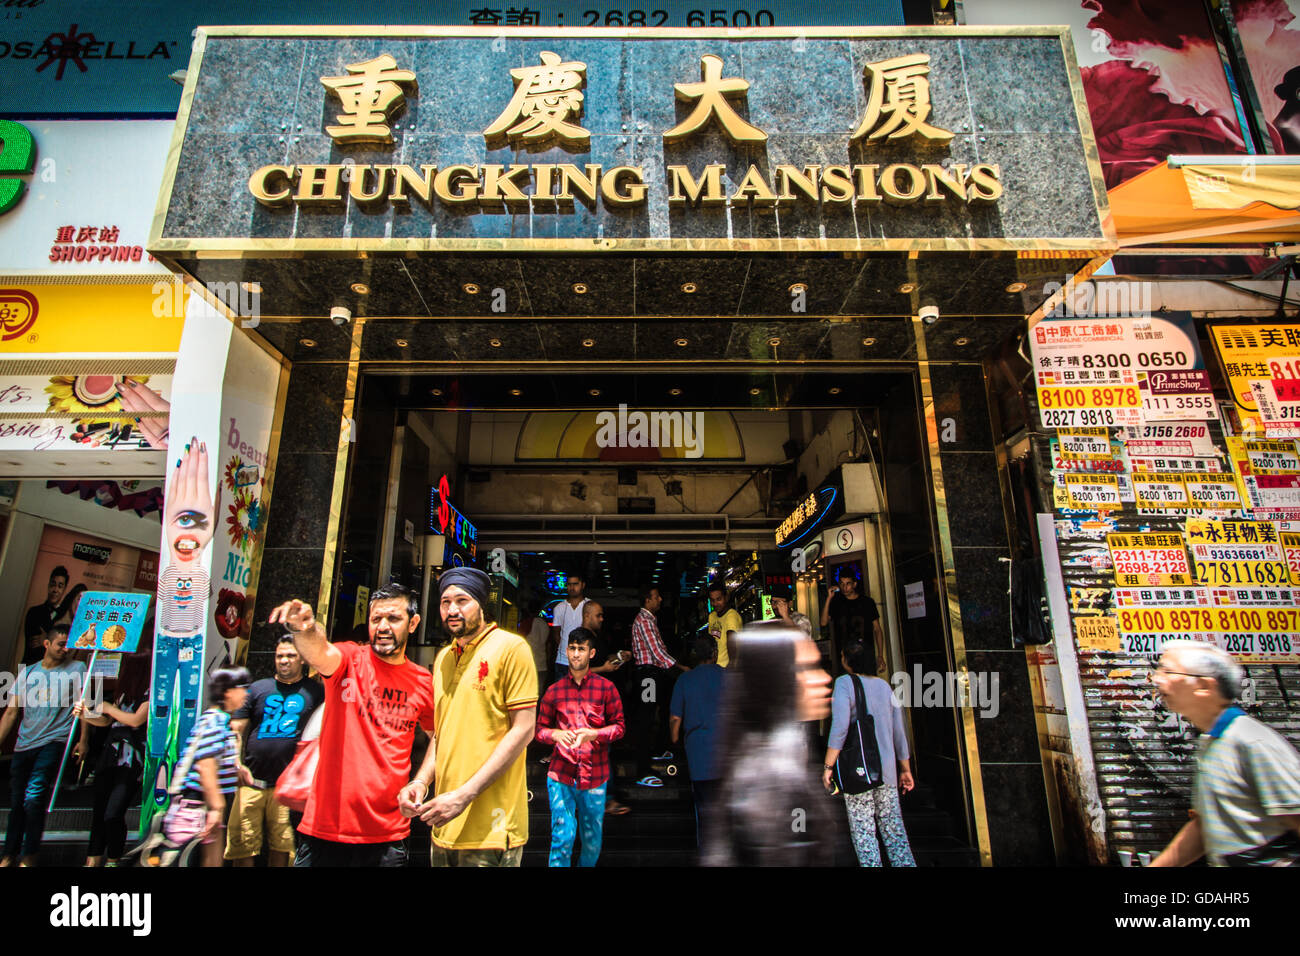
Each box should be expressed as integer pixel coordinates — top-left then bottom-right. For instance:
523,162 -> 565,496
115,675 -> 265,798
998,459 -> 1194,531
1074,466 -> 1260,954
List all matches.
7,558 -> 1297,869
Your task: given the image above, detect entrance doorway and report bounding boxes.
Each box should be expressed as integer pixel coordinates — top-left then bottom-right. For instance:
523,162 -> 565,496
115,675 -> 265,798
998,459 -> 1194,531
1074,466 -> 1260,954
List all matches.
325,365 -> 980,865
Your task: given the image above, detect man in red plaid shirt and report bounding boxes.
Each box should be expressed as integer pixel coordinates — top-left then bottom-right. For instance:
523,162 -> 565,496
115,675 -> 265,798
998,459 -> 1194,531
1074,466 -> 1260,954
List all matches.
536,627 -> 625,866
630,586 -> 690,788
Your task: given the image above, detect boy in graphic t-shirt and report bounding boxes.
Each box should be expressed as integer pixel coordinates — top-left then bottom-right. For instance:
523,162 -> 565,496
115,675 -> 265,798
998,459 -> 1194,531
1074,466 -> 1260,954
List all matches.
268,583 -> 435,867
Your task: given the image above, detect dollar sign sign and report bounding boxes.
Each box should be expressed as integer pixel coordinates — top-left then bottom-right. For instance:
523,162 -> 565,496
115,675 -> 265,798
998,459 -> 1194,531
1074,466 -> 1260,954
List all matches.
438,474 -> 451,532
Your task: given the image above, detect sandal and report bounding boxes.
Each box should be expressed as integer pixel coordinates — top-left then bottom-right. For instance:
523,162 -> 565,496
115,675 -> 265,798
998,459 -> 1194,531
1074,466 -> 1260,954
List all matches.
606,801 -> 631,816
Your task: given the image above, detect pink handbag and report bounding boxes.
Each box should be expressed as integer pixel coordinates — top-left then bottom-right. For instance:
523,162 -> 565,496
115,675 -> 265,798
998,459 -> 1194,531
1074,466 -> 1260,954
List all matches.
162,797 -> 209,844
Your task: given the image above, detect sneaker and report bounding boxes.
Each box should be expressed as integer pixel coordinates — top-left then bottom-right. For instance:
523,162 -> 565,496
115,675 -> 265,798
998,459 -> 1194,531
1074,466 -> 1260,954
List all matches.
635,775 -> 664,788
652,750 -> 674,762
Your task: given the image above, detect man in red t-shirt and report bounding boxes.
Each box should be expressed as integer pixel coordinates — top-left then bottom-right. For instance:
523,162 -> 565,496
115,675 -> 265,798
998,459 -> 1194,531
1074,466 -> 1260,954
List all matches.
268,583 -> 435,866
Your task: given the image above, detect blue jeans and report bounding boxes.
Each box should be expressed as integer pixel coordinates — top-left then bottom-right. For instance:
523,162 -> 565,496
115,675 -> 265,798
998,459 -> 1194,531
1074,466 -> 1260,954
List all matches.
149,632 -> 204,758
5,741 -> 64,859
546,777 -> 606,867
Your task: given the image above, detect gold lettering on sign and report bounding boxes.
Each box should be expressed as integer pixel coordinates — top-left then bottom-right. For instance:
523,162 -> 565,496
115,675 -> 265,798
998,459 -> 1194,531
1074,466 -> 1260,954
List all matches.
851,53 -> 953,145
481,164 -> 534,208
246,162 -> 1002,212
663,54 -> 767,145
390,165 -> 438,204
730,165 -> 777,205
666,164 -> 727,205
483,51 -> 590,149
320,55 -> 418,145
819,165 -> 855,204
294,165 -> 345,203
601,166 -> 648,205
776,165 -> 821,202
248,165 -> 293,205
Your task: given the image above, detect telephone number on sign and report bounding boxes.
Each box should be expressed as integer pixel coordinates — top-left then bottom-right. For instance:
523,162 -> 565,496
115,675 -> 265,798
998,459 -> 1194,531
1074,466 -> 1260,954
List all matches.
1122,633 -> 1185,654
1039,386 -> 1140,408
1069,490 -> 1120,504
578,8 -> 777,24
1043,408 -> 1126,427
1143,396 -> 1215,411
1222,633 -> 1295,655
1119,606 -> 1300,632
1195,561 -> 1288,586
1188,487 -> 1239,503
1113,561 -> 1187,575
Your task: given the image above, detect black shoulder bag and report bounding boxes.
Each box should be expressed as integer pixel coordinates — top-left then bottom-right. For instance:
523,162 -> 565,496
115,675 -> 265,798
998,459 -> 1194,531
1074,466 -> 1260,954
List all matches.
834,676 -> 885,795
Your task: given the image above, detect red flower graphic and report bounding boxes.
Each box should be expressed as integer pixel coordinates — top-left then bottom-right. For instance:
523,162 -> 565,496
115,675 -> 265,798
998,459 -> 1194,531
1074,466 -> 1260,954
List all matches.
477,660 -> 490,683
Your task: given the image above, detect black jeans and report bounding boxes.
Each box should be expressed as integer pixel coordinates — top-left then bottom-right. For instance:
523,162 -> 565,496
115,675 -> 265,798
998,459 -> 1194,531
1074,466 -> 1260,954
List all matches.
631,665 -> 673,778
295,833 -> 408,867
88,761 -> 140,859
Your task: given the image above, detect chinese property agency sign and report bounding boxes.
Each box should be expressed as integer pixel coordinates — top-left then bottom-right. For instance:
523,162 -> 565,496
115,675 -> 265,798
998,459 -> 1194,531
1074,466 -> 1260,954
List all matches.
156,28 -> 1110,252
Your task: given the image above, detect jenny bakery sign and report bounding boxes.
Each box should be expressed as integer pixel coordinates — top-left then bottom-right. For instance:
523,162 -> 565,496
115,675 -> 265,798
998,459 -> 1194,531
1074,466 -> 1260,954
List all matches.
152,27 -> 1111,253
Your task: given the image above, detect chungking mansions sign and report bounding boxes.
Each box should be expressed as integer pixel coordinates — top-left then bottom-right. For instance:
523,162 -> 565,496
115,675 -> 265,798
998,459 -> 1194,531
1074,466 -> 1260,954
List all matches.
155,28 -> 1110,252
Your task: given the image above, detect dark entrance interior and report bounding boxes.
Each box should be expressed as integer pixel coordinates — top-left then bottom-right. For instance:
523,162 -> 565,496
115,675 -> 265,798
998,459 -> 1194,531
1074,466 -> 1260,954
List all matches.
323,365 -> 980,865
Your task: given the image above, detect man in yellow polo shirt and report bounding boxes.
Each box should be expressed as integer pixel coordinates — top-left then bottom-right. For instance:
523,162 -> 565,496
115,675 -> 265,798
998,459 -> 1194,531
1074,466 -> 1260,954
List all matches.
707,583 -> 743,668
401,567 -> 537,866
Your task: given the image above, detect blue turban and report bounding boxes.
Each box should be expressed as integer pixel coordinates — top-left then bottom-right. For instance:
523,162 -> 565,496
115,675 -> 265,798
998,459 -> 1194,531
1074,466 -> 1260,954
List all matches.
437,567 -> 491,607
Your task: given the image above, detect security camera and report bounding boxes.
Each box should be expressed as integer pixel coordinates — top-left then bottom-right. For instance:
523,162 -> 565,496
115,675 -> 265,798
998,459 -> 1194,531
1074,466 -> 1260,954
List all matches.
919,305 -> 940,325
330,306 -> 352,326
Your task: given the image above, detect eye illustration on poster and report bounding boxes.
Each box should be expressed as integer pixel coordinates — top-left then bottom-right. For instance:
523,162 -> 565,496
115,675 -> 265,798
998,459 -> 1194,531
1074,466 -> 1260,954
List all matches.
146,437 -> 218,826
159,440 -> 217,635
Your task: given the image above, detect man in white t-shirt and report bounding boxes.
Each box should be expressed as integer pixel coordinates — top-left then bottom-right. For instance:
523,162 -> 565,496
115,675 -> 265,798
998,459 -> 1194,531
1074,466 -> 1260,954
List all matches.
549,572 -> 589,686
0,624 -> 89,867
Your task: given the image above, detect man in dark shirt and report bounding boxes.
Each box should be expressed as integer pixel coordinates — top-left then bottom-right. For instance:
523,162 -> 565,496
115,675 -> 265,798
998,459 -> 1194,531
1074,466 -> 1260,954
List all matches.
226,636 -> 324,866
819,566 -> 884,677
22,566 -> 69,666
670,634 -> 726,852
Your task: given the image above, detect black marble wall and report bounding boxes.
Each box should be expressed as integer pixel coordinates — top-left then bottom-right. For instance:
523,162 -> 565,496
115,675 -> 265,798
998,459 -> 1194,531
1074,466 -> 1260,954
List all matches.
929,362 -> 1054,865
247,354 -> 352,679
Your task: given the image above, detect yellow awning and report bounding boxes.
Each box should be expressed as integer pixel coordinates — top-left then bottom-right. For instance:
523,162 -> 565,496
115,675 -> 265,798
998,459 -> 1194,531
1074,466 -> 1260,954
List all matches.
1108,160 -> 1300,247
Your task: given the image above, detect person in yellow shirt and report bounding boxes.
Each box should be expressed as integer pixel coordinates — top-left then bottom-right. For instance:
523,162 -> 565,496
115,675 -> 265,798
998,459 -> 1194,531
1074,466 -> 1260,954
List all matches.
707,584 -> 743,668
402,567 -> 537,867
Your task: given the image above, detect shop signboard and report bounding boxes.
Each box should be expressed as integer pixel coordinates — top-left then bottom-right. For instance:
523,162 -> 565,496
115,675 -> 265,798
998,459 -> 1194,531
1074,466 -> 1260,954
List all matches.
1060,473 -> 1121,512
1185,518 -> 1290,589
776,486 -> 840,549
1211,324 -> 1300,432
1113,585 -> 1210,607
1115,605 -> 1299,661
1225,436 -> 1300,519
152,26 -> 1111,269
1031,314 -> 1213,430
1106,532 -> 1191,587
67,591 -> 151,653
428,474 -> 478,565
0,122 -> 175,276
0,1 -> 905,116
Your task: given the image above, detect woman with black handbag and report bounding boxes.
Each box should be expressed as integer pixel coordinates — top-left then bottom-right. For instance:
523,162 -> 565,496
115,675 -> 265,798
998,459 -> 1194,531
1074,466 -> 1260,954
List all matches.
822,639 -> 916,867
